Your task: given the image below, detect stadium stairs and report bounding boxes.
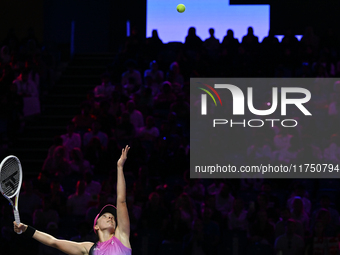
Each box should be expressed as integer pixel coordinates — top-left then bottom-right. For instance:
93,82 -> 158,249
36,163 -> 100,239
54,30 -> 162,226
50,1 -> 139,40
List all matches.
8,53 -> 115,178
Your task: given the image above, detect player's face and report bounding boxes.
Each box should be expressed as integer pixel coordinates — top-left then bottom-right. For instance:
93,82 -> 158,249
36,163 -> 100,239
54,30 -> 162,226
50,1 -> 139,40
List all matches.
98,213 -> 116,232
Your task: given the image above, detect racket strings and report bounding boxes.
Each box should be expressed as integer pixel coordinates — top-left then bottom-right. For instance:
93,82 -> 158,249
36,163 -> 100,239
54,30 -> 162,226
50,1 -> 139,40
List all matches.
0,158 -> 20,197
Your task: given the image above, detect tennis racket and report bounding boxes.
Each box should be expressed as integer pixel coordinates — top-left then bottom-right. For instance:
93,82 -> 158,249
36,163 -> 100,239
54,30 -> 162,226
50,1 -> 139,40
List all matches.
0,155 -> 23,234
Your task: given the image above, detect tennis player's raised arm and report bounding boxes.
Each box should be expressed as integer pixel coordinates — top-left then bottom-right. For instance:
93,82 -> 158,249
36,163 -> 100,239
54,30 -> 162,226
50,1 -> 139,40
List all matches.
116,145 -> 130,240
14,222 -> 93,255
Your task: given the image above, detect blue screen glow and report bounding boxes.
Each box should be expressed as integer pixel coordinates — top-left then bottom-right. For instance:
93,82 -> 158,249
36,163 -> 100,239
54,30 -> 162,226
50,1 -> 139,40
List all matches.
147,0 -> 270,43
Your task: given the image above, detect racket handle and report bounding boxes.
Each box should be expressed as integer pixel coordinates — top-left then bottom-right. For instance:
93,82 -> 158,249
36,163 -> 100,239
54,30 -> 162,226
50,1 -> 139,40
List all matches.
14,210 -> 22,234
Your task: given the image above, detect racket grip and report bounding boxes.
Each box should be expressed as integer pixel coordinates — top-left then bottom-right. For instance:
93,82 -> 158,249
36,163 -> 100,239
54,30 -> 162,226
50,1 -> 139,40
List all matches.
14,210 -> 22,234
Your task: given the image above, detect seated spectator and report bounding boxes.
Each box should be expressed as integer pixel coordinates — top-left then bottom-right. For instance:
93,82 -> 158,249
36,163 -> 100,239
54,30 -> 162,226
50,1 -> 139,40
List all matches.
272,135 -> 300,164
207,179 -> 224,196
174,193 -> 197,229
154,81 -> 177,109
96,100 -> 116,137
290,197 -> 310,233
247,133 -> 272,164
47,135 -> 63,158
84,171 -> 101,205
13,68 -> 38,98
69,148 -> 91,175
166,62 -> 184,86
164,209 -> 190,243
18,180 -> 42,222
126,100 -> 144,130
275,208 -> 304,238
60,121 -> 81,159
141,192 -> 169,234
126,193 -> 142,234
123,76 -> 139,98
121,59 -> 142,86
42,145 -> 71,176
228,197 -> 248,231
323,134 -> 340,163
108,91 -> 125,117
274,219 -> 304,255
144,60 -> 164,94
296,135 -> 323,163
137,116 -> 159,141
66,180 -> 91,218
201,207 -> 220,253
249,210 -> 275,245
170,94 -> 190,122
33,196 -> 59,231
93,72 -> 114,100
214,182 -> 234,217
115,112 -> 136,140
274,127 -> 292,151
183,170 -> 205,205
13,68 -> 40,116
72,102 -> 96,136
310,195 -> 340,233
0,45 -> 11,64
49,180 -> 67,216
84,137 -> 105,169
305,221 -> 339,255
287,183 -> 311,215
83,121 -> 108,149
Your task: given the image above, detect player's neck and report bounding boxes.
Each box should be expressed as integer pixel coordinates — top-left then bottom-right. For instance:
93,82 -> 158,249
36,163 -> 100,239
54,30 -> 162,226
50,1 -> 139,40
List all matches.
98,231 -> 115,243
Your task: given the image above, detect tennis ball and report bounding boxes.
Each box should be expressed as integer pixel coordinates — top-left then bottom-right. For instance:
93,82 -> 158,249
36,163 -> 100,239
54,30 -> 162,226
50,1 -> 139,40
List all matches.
177,4 -> 185,13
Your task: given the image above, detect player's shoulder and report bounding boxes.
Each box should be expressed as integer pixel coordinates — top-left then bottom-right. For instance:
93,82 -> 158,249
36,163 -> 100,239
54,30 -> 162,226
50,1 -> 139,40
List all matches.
80,241 -> 95,255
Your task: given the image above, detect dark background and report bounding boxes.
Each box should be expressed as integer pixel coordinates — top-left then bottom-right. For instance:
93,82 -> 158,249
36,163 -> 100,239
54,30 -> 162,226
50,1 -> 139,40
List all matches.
2,0 -> 338,53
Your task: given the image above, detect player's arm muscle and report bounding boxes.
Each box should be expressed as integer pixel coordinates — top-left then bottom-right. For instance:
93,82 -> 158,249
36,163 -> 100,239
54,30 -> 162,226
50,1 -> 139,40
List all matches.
33,230 -> 92,255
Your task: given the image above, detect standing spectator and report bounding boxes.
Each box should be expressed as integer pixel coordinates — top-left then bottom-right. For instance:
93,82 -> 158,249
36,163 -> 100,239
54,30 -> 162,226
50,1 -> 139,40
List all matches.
203,28 -> 220,58
184,27 -> 203,52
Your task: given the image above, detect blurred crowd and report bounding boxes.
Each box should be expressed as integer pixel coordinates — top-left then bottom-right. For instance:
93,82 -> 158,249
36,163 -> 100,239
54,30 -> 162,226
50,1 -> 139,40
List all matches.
2,25 -> 340,255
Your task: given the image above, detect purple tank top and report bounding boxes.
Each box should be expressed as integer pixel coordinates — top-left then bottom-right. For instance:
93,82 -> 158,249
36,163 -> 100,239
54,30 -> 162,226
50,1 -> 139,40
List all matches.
93,235 -> 132,255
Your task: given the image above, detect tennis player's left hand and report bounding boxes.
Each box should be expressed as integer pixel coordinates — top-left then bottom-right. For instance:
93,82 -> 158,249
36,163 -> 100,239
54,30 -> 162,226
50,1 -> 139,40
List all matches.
117,145 -> 130,168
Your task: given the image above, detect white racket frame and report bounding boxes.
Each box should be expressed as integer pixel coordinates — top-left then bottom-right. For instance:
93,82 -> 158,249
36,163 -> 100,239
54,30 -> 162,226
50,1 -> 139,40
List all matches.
0,155 -> 23,234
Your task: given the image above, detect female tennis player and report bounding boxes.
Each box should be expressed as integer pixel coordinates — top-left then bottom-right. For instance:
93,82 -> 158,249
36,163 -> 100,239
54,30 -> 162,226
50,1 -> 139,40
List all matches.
14,145 -> 131,255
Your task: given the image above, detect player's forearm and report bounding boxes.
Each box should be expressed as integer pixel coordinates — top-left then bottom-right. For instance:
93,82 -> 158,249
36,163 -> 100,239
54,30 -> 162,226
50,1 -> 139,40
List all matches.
117,166 -> 126,202
32,229 -> 57,247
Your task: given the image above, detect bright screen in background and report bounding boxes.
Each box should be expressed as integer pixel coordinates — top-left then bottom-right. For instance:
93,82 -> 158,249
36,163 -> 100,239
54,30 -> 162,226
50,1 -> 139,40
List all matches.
147,0 -> 270,43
